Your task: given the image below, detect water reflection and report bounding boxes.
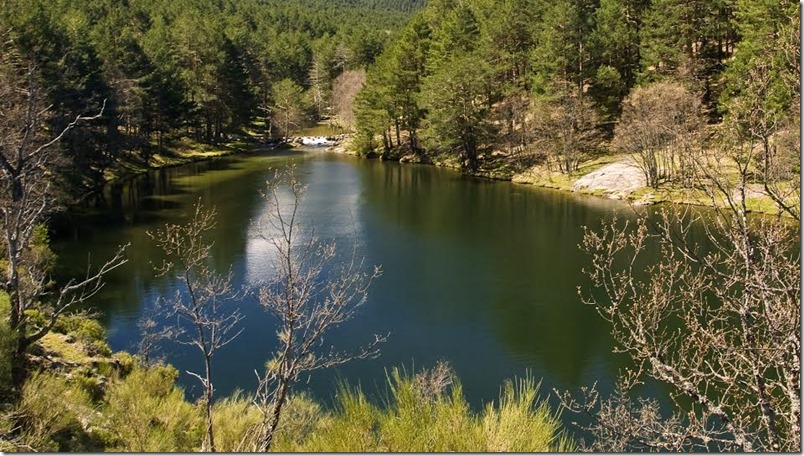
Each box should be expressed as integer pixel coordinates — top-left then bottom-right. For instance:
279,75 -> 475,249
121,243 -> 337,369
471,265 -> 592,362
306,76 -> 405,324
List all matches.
53,151 -> 671,411
244,159 -> 366,285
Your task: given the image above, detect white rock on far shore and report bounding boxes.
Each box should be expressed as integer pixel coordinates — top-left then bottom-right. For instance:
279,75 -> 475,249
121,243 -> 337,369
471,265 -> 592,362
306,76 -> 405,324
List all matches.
572,161 -> 646,197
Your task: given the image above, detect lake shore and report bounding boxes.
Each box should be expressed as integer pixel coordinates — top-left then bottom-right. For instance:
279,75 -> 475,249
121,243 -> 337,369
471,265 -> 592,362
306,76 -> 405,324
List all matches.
335,137 -> 793,217
103,137 -> 259,185
103,133 -> 791,219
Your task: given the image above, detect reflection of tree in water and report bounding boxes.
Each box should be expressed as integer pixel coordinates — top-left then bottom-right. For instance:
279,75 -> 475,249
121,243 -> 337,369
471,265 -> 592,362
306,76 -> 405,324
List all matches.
48,154 -> 708,409
49,154 -> 300,330
354,159 -> 695,399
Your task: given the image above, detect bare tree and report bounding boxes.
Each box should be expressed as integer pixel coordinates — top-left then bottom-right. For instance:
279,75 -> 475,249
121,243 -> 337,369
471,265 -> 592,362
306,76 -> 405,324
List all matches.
245,167 -> 384,451
135,315 -> 176,367
726,61 -> 800,221
148,201 -> 243,452
308,52 -> 332,120
561,131 -> 800,451
531,89 -> 602,175
331,69 -> 366,131
0,39 -> 127,390
613,82 -> 704,188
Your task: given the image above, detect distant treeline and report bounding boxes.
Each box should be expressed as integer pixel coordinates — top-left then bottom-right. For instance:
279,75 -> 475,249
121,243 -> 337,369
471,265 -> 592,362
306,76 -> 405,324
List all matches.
0,0 -> 423,195
353,0 -> 799,171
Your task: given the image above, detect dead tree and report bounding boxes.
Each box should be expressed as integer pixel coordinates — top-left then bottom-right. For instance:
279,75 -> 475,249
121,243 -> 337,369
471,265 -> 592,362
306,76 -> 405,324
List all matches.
148,201 -> 243,452
726,61 -> 800,221
562,129 -> 800,451
612,82 -> 704,188
531,88 -> 602,176
247,167 -> 384,451
331,69 -> 366,131
0,42 -> 127,390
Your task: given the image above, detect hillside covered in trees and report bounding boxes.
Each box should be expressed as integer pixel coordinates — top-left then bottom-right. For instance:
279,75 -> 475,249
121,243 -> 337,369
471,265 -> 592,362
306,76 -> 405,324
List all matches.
0,0 -> 800,452
353,0 -> 799,191
0,0 -> 424,199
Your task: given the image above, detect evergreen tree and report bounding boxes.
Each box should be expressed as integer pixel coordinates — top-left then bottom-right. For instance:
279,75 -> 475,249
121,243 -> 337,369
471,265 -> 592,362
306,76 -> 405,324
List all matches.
530,0 -> 598,96
589,0 -> 648,120
420,54 -> 495,172
639,0 -> 736,112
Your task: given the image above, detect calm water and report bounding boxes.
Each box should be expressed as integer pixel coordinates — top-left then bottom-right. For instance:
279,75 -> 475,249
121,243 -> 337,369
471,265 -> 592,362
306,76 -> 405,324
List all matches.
52,149 -> 667,411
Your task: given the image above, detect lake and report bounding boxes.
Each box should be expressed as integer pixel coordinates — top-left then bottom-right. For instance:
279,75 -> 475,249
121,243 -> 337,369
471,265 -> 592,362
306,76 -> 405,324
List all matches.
51,148 -> 665,413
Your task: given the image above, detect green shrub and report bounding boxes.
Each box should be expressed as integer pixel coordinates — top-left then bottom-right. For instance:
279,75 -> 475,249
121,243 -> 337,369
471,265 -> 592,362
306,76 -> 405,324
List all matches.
84,339 -> 112,358
272,386 -> 379,452
29,224 -> 57,270
53,314 -> 106,343
482,376 -> 574,452
272,365 -> 574,452
12,371 -> 101,451
102,365 -> 203,451
0,293 -> 15,399
210,390 -> 262,451
23,308 -> 47,329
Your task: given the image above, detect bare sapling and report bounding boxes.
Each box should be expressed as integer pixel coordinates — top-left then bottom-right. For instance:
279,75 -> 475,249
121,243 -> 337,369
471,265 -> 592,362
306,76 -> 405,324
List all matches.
148,201 -> 243,452
560,127 -> 800,451
246,166 -> 384,451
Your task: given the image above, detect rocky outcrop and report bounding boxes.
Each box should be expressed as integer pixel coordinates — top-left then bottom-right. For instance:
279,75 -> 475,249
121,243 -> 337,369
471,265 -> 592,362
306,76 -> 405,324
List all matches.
399,153 -> 433,164
571,161 -> 646,199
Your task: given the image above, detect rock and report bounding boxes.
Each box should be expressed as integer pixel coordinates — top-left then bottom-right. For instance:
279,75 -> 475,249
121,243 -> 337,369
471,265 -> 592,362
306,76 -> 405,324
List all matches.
399,154 -> 432,164
572,161 -> 646,198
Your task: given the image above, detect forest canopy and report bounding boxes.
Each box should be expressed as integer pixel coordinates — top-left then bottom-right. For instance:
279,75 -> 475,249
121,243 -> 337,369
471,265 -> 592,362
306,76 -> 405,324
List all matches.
0,0 -> 424,197
352,0 -> 799,176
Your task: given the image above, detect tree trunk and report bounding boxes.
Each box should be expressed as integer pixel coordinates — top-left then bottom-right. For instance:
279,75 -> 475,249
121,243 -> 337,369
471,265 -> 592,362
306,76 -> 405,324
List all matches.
204,355 -> 216,452
261,378 -> 290,452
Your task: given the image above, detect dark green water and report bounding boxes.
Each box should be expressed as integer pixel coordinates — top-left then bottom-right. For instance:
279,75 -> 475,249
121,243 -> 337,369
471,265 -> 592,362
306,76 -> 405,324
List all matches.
52,149 -> 663,411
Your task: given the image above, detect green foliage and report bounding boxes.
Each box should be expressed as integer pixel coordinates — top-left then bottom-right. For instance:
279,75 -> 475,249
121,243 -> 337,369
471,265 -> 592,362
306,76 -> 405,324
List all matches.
638,0 -> 735,108
52,315 -> 105,343
10,372 -> 101,452
355,0 -> 788,165
209,391 -> 263,452
102,365 -> 203,452
272,366 -> 573,452
29,225 -> 57,271
720,0 -> 798,119
24,309 -> 112,359
419,53 -> 496,171
272,78 -> 309,137
530,0 -> 597,94
0,0 -> 422,195
483,377 -> 573,451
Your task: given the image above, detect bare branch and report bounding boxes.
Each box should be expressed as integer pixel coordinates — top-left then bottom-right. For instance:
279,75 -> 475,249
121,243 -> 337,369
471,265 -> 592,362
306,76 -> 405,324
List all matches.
248,165 -> 384,451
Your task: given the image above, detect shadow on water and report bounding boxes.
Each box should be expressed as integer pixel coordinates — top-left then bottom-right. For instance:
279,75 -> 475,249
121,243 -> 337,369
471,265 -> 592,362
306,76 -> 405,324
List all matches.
52,151 -> 684,425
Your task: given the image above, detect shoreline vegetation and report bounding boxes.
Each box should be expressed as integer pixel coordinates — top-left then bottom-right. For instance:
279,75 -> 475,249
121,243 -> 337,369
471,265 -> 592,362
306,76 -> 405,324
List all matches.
102,129 -> 794,220
1,0 -> 798,450
0,297 -> 573,452
340,142 -> 797,217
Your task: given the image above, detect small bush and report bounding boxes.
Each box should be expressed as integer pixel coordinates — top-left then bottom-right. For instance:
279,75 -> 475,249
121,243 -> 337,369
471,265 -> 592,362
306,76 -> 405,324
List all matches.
272,365 -> 574,452
84,339 -> 112,358
0,293 -> 16,399
273,386 -> 379,452
210,391 -> 262,451
102,365 -> 203,451
12,371 -> 101,451
482,376 -> 573,452
54,314 -> 106,343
